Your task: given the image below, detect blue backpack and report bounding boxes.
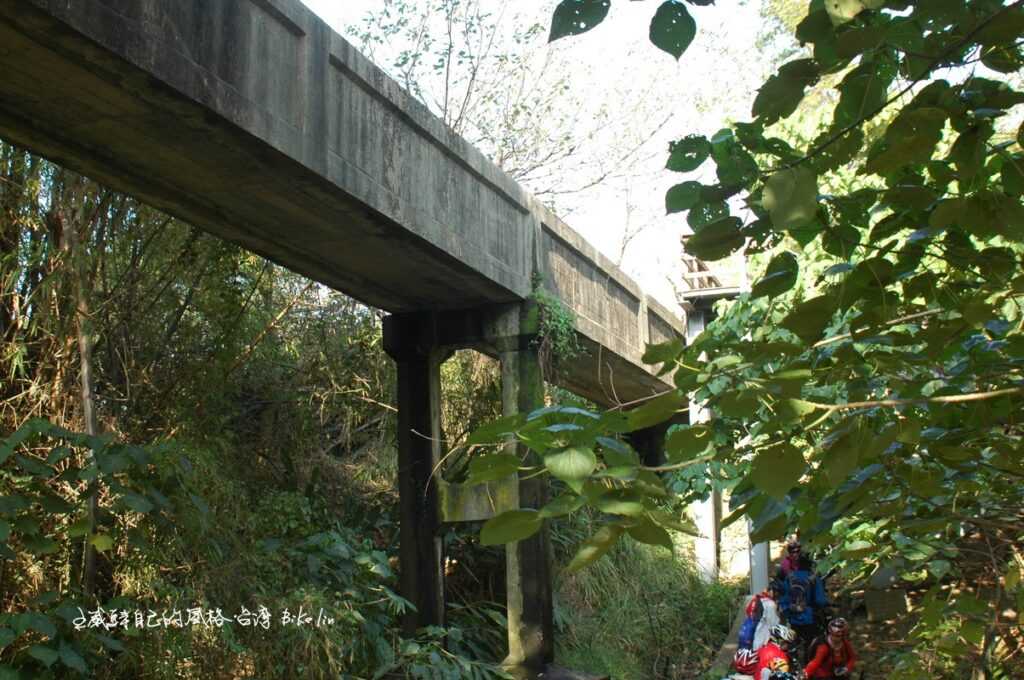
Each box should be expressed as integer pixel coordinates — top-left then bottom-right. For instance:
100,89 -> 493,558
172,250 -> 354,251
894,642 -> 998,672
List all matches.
787,571 -> 811,615
738,616 -> 756,649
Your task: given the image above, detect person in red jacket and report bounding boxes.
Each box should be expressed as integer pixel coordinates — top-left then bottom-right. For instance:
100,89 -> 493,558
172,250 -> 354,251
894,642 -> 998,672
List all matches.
804,618 -> 857,678
755,624 -> 796,680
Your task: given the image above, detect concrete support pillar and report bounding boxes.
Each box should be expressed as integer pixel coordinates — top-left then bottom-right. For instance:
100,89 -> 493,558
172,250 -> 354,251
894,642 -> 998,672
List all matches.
383,314 -> 445,635
749,527 -> 771,595
693,493 -> 720,582
498,301 -> 553,672
686,301 -> 720,583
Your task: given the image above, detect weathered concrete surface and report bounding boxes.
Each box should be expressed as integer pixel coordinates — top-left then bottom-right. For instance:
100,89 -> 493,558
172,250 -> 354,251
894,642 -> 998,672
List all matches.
0,0 -> 684,405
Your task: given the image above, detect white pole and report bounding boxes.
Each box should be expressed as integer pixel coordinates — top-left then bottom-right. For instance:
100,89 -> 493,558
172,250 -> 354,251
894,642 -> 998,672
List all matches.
749,525 -> 770,595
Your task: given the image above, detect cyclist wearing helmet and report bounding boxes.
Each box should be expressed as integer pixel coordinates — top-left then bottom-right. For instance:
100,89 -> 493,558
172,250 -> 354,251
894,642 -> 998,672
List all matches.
733,647 -> 759,676
804,618 -> 857,678
778,540 -> 802,579
755,624 -> 796,680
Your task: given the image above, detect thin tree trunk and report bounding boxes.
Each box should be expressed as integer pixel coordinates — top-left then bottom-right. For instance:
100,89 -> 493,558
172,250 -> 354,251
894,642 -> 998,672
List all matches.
57,206 -> 99,595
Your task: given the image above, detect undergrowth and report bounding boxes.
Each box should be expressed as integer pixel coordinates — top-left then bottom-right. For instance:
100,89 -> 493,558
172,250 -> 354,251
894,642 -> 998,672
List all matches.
553,510 -> 742,680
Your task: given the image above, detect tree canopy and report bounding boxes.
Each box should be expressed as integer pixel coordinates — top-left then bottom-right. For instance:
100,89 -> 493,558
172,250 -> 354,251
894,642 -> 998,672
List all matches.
472,0 -> 1024,675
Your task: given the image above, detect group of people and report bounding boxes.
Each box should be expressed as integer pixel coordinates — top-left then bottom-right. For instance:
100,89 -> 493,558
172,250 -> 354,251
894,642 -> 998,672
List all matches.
729,540 -> 858,680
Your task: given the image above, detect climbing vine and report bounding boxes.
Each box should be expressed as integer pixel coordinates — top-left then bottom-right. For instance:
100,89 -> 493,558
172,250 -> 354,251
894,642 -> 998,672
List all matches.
531,279 -> 584,378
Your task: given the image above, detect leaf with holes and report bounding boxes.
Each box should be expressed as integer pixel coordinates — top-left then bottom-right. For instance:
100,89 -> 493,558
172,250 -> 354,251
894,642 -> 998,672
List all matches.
549,0 -> 611,41
667,135 -> 712,172
665,181 -> 702,214
649,1 -> 696,60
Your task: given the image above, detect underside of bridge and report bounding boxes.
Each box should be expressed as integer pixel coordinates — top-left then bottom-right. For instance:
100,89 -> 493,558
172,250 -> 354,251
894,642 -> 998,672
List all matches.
0,1 -> 690,674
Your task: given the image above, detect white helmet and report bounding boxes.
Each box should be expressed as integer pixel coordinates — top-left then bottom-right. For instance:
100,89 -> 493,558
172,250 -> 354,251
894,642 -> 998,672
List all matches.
770,624 -> 797,645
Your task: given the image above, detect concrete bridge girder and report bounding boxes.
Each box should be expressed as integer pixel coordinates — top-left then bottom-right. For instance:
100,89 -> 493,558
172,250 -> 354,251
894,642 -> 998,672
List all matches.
0,0 -> 685,408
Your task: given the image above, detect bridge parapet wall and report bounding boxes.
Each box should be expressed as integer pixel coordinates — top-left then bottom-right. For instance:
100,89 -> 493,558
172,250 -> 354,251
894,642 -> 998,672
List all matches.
1,0 -> 685,403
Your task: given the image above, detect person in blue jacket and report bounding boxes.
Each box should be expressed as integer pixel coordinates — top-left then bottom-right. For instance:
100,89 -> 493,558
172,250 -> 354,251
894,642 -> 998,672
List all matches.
780,553 -> 828,652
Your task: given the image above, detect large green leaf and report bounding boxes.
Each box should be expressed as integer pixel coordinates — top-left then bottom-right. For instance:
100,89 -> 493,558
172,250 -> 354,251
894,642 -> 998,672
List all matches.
834,55 -> 896,128
466,413 -> 526,445
775,398 -> 818,423
819,428 -> 863,489
540,494 -> 587,519
19,613 -> 56,638
825,0 -> 884,26
753,59 -> 820,124
667,135 -> 712,172
14,454 -> 52,478
687,201 -> 730,230
763,167 -> 818,230
684,217 -> 744,261
665,425 -> 711,462
648,509 -> 700,536
544,447 -> 597,484
0,495 -> 29,515
749,443 -> 805,500
59,642 -> 88,674
23,536 -> 59,556
90,533 -> 115,553
781,294 -> 836,344
466,453 -> 520,485
28,645 -> 59,668
626,391 -> 685,431
595,490 -> 646,516
642,337 -> 684,374
865,107 -> 947,176
751,251 -> 799,299
1002,154 -> 1024,196
549,0 -> 611,41
950,124 -> 994,182
120,492 -> 154,514
665,181 -> 703,214
749,511 -> 789,543
480,509 -> 542,545
649,1 -> 696,60
626,518 -> 673,550
564,524 -> 624,573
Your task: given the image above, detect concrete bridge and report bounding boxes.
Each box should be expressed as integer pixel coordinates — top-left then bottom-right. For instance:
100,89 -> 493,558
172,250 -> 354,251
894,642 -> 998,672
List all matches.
0,0 -> 688,674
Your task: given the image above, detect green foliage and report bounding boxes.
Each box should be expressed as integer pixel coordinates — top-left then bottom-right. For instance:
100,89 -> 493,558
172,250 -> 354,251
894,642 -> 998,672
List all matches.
553,510 -> 741,678
526,1 -> 1024,675
532,284 -> 584,372
0,142 -> 512,677
0,419 -> 185,678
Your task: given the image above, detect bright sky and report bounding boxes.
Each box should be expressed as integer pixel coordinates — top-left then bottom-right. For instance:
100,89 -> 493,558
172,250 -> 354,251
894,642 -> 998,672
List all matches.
298,0 -> 780,309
